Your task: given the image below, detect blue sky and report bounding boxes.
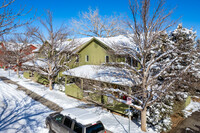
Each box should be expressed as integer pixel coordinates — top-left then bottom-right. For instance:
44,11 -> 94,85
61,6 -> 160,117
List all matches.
13,0 -> 200,37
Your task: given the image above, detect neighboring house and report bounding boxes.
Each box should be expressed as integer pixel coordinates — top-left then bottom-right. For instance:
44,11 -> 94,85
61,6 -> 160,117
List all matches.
0,42 -> 39,69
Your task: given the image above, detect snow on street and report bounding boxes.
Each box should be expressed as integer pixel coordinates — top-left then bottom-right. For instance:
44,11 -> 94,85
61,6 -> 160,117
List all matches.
0,69 -> 155,133
0,78 -> 52,133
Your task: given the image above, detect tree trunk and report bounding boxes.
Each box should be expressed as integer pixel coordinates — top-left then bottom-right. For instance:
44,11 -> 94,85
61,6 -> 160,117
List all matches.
17,68 -> 19,77
17,58 -> 19,77
141,106 -> 147,132
49,78 -> 53,90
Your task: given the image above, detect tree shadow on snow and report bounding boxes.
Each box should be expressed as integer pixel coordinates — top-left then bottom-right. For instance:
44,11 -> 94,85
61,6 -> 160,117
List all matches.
111,113 -> 141,133
0,95 -> 52,132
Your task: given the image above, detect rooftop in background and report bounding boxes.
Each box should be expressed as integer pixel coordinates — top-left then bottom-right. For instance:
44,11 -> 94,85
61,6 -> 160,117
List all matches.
0,42 -> 40,52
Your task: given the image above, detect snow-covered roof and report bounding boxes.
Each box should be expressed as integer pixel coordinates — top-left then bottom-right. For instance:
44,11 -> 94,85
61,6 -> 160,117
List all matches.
56,37 -> 93,52
34,35 -> 137,55
95,35 -> 136,52
31,43 -> 41,52
61,35 -> 137,54
62,65 -> 135,86
2,42 -> 40,52
23,59 -> 48,68
61,108 -> 101,125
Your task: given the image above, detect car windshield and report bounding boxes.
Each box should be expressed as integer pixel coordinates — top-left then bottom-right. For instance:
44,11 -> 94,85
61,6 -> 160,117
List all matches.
86,123 -> 104,133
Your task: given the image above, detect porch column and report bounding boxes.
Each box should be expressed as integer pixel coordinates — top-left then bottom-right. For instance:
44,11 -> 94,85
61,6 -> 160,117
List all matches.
128,87 -> 132,95
80,78 -> 84,99
65,76 -> 68,95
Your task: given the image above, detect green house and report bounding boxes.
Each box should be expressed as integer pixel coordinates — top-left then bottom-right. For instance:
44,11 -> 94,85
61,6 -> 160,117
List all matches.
63,35 -> 139,114
68,36 -> 139,68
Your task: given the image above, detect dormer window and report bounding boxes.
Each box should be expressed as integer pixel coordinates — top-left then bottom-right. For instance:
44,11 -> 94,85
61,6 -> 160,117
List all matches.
85,55 -> 89,62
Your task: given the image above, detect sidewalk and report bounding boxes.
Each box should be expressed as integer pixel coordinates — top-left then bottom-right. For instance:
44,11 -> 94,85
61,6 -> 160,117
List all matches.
0,76 -> 63,112
0,75 -> 114,133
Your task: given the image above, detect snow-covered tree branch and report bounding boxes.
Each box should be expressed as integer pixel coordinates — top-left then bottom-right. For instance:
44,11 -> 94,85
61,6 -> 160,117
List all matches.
100,0 -> 181,131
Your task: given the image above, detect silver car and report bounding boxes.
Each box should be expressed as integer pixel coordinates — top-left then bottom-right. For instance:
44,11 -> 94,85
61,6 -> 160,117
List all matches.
45,108 -> 106,133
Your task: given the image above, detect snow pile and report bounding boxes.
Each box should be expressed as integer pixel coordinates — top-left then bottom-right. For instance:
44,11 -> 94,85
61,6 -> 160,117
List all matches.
183,98 -> 200,117
54,84 -> 65,92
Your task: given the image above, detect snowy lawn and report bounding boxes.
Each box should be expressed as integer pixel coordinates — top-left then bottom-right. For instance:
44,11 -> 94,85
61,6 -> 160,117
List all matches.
0,69 -> 155,133
0,79 -> 52,133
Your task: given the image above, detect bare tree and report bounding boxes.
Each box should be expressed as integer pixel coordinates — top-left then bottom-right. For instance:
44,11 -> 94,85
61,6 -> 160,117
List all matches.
71,8 -> 125,37
0,0 -> 32,36
27,10 -> 75,90
1,33 -> 35,77
92,0 -> 184,131
0,0 -> 33,71
98,0 -> 200,131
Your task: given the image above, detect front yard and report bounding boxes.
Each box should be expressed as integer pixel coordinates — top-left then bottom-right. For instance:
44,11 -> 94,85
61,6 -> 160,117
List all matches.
0,69 -> 155,133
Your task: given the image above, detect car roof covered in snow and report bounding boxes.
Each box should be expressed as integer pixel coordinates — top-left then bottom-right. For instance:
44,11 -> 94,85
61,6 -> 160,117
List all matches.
61,108 -> 101,125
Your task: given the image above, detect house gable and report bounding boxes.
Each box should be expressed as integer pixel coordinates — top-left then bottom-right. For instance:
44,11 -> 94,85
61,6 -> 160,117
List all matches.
77,38 -> 113,66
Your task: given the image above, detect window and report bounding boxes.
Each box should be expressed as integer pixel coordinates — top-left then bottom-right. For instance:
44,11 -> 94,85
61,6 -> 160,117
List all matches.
76,55 -> 79,63
66,54 -> 70,62
85,55 -> 89,62
105,56 -> 109,63
64,116 -> 72,128
126,57 -> 138,67
86,123 -> 104,133
73,122 -> 82,133
53,114 -> 64,123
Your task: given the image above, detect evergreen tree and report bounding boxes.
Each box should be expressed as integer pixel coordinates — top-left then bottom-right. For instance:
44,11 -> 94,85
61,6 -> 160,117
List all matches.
169,24 -> 199,93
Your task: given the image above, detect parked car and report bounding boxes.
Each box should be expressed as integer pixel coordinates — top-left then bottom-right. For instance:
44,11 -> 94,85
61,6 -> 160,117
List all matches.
45,108 -> 106,133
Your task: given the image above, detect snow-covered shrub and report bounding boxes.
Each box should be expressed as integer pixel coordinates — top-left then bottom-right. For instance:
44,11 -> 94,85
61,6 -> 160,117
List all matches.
54,84 -> 65,92
131,92 -> 189,132
146,94 -> 174,132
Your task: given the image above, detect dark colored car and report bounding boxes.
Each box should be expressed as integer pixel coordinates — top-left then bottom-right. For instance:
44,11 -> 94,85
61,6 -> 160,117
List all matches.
45,108 -> 106,133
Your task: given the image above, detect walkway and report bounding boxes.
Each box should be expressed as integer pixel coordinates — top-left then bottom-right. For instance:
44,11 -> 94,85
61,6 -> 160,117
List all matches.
0,76 -> 63,112
0,76 -> 113,133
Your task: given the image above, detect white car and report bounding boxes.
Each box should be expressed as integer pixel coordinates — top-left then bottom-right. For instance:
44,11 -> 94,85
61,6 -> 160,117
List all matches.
46,108 -> 106,133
